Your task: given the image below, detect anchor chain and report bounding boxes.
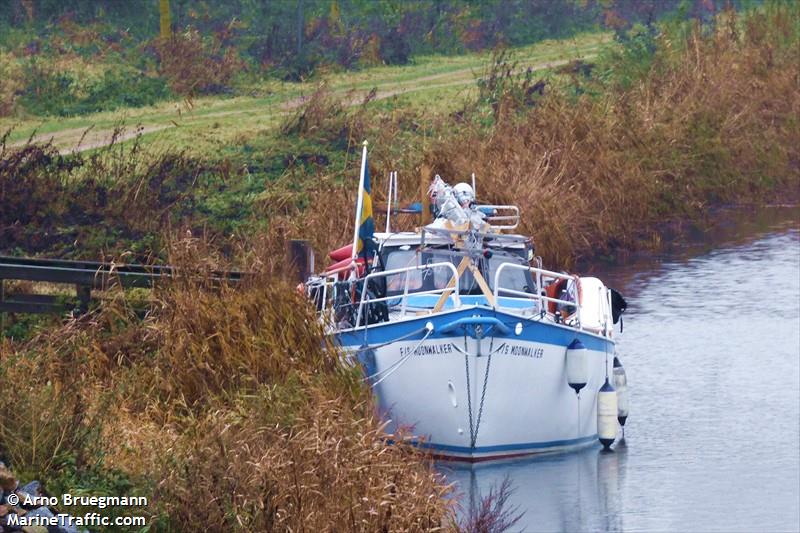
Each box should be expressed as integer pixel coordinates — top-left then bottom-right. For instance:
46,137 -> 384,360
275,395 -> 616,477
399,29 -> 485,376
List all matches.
463,333 -> 476,447
472,335 -> 494,448
473,352 -> 492,447
463,333 -> 495,449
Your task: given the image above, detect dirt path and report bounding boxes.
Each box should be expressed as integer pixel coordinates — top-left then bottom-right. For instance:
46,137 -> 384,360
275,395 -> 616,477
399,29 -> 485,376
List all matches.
281,57 -> 580,110
10,124 -> 172,154
9,56 -> 587,154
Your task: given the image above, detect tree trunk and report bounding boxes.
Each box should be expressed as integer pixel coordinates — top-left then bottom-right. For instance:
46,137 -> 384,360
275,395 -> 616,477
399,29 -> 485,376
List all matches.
296,0 -> 304,55
159,0 -> 172,39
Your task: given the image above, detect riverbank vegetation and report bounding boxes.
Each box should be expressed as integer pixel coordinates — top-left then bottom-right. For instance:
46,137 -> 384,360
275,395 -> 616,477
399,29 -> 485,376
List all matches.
429,2 -> 800,266
278,1 -> 799,267
1,2 -> 798,530
0,253 -> 452,530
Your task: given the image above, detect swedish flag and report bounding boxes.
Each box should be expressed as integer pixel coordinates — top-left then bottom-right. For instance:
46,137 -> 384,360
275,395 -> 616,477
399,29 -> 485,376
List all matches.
356,148 -> 375,260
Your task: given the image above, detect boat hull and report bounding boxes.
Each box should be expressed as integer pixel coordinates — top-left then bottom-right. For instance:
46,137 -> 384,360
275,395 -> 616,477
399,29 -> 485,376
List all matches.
336,306 -> 615,461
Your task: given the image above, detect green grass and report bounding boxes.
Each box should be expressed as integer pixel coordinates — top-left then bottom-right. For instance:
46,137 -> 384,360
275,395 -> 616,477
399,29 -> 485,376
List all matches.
1,32 -> 611,156
0,30 -> 616,266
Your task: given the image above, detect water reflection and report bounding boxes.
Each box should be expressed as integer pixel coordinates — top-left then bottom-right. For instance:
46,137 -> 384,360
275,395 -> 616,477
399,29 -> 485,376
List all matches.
442,444 -> 630,532
596,444 -> 626,532
582,205 -> 800,300
440,208 -> 800,532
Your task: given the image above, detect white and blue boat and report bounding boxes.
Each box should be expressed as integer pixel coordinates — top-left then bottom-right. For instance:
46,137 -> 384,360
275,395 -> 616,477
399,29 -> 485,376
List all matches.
304,144 -> 629,462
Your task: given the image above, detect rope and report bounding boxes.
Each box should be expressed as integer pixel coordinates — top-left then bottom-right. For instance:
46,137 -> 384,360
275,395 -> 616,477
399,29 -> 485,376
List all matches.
450,341 -> 507,357
366,327 -> 434,387
460,333 -> 500,448
351,325 -> 429,353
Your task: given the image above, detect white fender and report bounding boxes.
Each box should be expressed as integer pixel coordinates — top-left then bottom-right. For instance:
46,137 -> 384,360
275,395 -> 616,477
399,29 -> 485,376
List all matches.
613,356 -> 629,426
598,378 -> 618,448
566,339 -> 588,394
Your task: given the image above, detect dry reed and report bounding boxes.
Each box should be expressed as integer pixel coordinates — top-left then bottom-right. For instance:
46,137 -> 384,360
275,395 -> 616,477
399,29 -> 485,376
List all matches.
426,6 -> 799,266
0,238 -> 454,530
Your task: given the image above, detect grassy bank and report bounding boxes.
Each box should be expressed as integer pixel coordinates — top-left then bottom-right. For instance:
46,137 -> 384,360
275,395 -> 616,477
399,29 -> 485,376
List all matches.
0,32 -> 609,154
232,3 -> 799,270
0,252 -> 453,530
0,0 -> 610,119
0,32 -> 609,262
0,4 -> 798,531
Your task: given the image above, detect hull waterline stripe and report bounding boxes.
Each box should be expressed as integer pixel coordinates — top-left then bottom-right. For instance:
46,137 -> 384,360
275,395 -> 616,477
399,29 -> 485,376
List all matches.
414,434 -> 598,455
429,447 -> 597,463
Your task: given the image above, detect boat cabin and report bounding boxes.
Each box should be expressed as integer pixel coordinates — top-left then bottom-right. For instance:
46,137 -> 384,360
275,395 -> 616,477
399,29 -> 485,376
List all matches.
378,231 -> 535,300
307,227 -> 591,332
304,176 -> 616,336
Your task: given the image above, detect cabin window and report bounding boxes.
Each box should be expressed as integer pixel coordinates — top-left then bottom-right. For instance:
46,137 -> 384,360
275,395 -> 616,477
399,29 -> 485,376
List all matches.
384,249 -> 423,293
424,253 -> 533,296
425,252 -> 479,294
382,247 -> 533,297
486,255 -> 534,295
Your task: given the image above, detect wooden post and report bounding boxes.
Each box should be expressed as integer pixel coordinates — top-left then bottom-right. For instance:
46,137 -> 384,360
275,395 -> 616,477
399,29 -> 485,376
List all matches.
288,240 -> 314,284
419,164 -> 432,226
0,278 -> 5,332
76,284 -> 91,315
467,262 -> 496,307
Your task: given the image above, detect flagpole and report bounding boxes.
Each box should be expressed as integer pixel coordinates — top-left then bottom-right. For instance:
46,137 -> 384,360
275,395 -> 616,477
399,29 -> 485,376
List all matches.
351,140 -> 369,263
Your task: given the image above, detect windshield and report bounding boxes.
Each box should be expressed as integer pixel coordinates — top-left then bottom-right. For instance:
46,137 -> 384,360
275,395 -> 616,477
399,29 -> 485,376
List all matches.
486,254 -> 534,295
425,251 -> 478,294
383,247 -> 534,297
384,249 -> 422,292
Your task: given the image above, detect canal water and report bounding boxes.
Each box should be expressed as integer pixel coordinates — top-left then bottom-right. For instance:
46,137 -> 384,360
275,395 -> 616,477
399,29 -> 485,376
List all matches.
440,207 -> 800,532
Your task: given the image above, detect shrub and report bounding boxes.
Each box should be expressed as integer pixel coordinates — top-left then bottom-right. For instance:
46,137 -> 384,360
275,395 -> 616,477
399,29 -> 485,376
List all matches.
0,135 -> 213,259
17,57 -> 77,116
65,69 -> 172,115
154,28 -> 244,96
0,50 -> 23,115
0,336 -> 110,483
379,27 -> 411,65
14,56 -> 171,117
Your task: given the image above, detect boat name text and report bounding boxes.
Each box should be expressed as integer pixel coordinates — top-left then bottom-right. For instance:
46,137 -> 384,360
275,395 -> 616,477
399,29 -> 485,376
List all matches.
501,344 -> 544,358
400,343 -> 454,356
398,343 -> 543,358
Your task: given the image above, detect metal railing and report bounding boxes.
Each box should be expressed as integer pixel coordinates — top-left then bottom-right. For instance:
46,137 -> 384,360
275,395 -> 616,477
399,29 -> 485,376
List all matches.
602,284 -> 613,337
354,261 -> 461,327
310,256 -> 613,336
307,262 -> 461,325
480,205 -> 520,230
0,255 -> 243,315
492,263 -> 584,329
304,260 -> 360,324
309,258 -> 461,321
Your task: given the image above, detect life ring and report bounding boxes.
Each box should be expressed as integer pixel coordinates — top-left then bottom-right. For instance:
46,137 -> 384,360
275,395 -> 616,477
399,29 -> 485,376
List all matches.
545,276 -> 581,317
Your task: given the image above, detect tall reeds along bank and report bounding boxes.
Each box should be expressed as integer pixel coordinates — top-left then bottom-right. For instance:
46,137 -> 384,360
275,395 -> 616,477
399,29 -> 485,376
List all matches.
0,240 -> 452,531
428,5 -> 800,267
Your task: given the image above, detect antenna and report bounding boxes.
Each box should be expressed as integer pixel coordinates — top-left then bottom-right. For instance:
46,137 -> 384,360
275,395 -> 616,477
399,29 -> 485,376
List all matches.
393,171 -> 398,219
385,171 -> 394,233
